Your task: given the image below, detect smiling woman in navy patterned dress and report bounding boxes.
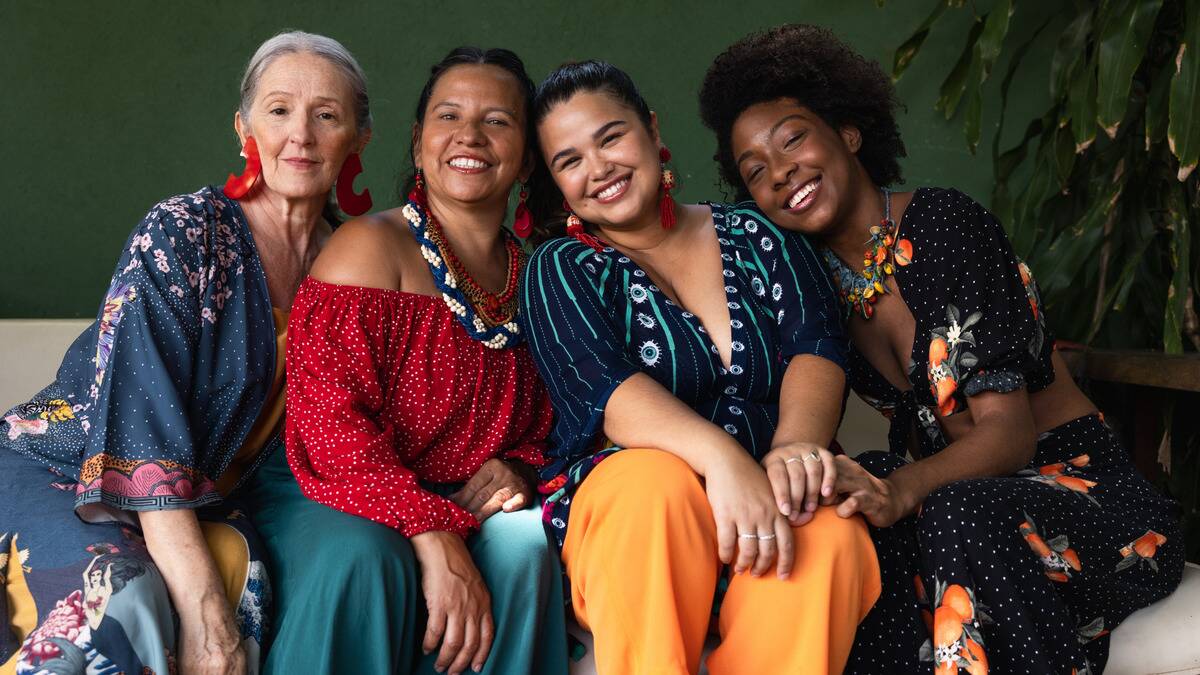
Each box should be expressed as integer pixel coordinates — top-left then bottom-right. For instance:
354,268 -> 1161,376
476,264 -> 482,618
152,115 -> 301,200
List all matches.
700,23 -> 1184,675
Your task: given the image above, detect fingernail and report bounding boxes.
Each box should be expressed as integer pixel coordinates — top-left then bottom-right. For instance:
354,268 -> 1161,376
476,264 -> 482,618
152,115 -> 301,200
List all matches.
807,501 -> 817,512
822,486 -> 832,496
779,572 -> 790,580
780,502 -> 791,515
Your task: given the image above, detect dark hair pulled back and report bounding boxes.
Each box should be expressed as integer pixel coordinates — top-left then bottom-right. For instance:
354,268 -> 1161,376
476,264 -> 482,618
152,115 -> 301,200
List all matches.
526,60 -> 655,242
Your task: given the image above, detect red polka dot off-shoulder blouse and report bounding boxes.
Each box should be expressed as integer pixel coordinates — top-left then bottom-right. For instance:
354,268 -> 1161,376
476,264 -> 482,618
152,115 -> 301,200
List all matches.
284,277 -> 553,538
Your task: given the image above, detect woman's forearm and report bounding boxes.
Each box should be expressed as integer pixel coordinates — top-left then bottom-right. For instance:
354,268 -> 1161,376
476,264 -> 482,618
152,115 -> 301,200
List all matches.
888,389 -> 1037,508
603,372 -> 747,476
138,509 -> 230,619
772,354 -> 845,449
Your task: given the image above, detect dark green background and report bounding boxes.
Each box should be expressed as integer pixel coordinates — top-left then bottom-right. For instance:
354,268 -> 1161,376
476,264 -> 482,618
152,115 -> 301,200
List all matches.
1,0 -> 1061,317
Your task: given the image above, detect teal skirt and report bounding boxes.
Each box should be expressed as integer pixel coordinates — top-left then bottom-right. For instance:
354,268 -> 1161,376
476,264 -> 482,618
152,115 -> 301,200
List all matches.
242,443 -> 568,674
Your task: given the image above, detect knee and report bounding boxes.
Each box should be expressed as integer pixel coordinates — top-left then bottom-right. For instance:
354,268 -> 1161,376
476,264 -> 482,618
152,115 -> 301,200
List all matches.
319,519 -> 417,595
585,448 -> 706,514
477,509 -> 557,581
793,508 -> 873,559
917,479 -> 1002,539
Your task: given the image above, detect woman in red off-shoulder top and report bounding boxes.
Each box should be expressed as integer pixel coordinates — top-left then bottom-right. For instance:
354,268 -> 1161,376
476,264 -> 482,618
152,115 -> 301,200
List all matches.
245,48 -> 568,675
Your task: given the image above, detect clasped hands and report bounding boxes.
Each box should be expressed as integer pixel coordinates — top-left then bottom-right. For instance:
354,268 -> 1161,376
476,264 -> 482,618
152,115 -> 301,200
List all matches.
710,442 -> 917,581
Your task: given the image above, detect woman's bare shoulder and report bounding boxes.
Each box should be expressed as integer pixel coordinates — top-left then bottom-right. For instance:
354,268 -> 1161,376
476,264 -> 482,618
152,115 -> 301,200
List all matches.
309,208 -> 416,290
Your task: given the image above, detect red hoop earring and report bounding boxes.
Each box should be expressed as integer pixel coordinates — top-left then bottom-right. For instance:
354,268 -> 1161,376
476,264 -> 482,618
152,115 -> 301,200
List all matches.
563,199 -> 606,252
336,153 -> 373,216
658,146 -> 677,230
513,184 -> 532,239
224,136 -> 262,199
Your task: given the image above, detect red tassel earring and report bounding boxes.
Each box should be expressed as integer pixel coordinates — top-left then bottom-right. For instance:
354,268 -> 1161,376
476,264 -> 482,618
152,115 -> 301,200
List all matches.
336,153 -> 373,216
224,137 -> 262,199
658,146 -> 677,230
513,185 -> 533,239
408,169 -> 427,208
563,199 -> 607,253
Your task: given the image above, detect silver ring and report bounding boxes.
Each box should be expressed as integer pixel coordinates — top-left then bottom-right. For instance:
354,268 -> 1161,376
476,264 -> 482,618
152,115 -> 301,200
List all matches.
757,534 -> 777,541
805,450 -> 821,462
784,457 -> 803,465
738,533 -> 759,539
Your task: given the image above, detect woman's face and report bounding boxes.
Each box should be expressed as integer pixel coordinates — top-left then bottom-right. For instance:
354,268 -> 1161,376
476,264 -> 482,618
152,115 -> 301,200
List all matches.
729,98 -> 862,237
538,90 -> 661,230
236,52 -> 366,203
413,64 -> 529,210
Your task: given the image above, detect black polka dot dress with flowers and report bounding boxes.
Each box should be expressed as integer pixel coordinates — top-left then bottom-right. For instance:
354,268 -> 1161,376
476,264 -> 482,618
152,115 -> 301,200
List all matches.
836,188 -> 1184,675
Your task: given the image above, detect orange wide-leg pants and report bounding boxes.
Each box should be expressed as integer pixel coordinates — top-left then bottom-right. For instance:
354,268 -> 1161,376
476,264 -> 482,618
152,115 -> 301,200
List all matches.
561,449 -> 881,675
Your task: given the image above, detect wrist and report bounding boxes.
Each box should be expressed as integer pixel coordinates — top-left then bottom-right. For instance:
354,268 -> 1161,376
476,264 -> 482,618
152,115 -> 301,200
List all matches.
884,469 -> 925,517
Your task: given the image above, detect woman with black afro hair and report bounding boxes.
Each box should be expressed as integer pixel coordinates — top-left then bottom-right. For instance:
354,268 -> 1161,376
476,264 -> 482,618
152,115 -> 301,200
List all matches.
700,23 -> 1183,675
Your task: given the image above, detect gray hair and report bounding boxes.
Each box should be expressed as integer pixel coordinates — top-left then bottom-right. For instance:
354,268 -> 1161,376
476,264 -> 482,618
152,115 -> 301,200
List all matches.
239,31 -> 372,135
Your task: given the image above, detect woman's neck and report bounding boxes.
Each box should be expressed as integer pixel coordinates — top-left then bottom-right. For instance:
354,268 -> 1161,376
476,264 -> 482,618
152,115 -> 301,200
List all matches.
425,191 -> 509,285
824,175 -> 887,273
240,189 -> 328,264
595,199 -> 684,258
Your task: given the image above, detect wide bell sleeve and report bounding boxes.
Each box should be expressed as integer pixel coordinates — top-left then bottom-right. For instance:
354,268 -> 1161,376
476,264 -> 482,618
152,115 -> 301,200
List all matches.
73,199 -> 218,514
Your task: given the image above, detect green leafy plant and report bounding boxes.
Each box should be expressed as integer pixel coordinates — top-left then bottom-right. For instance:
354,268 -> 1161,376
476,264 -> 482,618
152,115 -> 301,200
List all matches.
892,0 -> 1199,353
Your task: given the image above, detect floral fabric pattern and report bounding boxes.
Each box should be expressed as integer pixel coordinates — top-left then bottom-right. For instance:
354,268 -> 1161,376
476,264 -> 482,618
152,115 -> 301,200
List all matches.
1,186 -> 277,512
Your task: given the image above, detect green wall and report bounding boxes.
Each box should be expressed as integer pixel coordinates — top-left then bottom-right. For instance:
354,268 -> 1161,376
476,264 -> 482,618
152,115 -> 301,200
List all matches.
0,0 -> 1061,317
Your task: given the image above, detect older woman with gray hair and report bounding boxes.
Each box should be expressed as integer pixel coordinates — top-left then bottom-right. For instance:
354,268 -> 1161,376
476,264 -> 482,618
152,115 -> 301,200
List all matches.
0,30 -> 372,675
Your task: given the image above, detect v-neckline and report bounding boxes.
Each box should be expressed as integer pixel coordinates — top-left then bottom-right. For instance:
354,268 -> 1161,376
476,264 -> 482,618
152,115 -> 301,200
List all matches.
843,188 -> 929,400
612,203 -> 743,373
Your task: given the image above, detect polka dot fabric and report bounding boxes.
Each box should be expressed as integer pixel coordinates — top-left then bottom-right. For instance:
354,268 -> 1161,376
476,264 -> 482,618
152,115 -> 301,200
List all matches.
837,189 -> 1185,674
285,278 -> 553,538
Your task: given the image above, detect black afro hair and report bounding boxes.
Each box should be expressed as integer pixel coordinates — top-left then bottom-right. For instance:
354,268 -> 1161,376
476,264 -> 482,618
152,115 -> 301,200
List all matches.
699,24 -> 906,199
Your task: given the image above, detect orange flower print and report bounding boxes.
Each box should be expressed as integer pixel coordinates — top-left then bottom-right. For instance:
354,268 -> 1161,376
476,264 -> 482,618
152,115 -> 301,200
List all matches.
920,580 -> 990,674
928,305 -> 980,419
895,238 -> 914,267
1116,531 -> 1168,572
1018,512 -> 1082,582
930,337 -> 949,368
1022,457 -> 1100,506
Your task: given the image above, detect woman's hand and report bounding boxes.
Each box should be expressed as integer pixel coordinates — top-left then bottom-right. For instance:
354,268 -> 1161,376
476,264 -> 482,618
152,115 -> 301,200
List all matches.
137,509 -> 245,675
832,455 -> 918,528
411,531 -> 494,675
761,442 -> 837,524
703,449 -> 796,580
450,458 -> 536,523
177,596 -> 247,675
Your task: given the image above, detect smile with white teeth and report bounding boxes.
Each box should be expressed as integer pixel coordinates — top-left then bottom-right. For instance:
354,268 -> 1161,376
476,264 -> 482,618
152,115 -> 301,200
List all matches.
787,178 -> 820,209
595,178 -> 629,200
448,157 -> 489,170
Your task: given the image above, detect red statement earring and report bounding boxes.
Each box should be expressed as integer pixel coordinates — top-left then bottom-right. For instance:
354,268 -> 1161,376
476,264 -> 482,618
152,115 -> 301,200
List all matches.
563,199 -> 606,252
408,169 -> 427,208
659,146 -> 677,230
224,137 -> 262,199
513,185 -> 532,239
336,153 -> 373,216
